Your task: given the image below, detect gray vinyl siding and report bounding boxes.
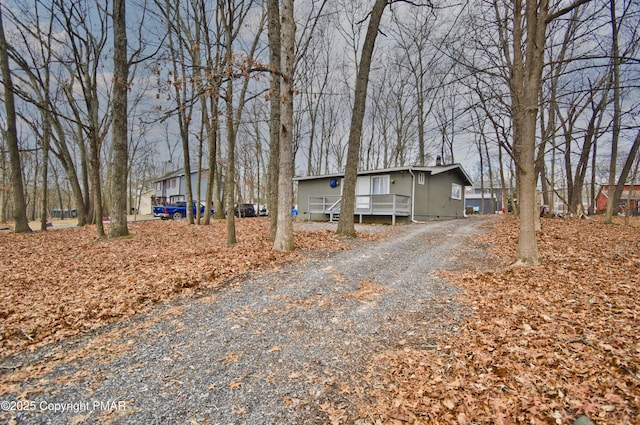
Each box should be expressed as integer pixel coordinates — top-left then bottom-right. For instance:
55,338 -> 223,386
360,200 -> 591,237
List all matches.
295,165 -> 470,223
413,172 -> 465,220
297,177 -> 342,221
388,170 -> 413,197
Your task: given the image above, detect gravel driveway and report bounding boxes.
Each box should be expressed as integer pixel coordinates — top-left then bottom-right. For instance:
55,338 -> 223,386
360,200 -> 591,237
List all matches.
1,217 -> 491,424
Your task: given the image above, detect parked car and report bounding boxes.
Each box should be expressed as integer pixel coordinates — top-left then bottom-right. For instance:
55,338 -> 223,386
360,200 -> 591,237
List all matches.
153,201 -> 209,220
234,203 -> 257,217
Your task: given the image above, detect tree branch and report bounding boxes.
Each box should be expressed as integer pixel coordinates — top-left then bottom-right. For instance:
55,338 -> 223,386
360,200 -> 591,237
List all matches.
546,0 -> 592,23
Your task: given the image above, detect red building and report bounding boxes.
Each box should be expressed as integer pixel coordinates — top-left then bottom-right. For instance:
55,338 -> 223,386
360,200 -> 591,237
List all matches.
595,184 -> 640,214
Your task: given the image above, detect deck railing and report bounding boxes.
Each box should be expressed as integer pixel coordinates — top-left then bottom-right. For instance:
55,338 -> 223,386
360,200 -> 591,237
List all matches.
308,195 -> 342,214
308,194 -> 411,224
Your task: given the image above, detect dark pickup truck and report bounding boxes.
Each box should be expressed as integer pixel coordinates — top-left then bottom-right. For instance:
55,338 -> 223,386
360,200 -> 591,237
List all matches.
153,201 -> 209,220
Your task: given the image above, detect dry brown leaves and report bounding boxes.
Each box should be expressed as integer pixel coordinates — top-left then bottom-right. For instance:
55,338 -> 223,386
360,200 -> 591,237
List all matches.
365,216 -> 640,425
351,279 -> 391,302
0,218 -> 354,358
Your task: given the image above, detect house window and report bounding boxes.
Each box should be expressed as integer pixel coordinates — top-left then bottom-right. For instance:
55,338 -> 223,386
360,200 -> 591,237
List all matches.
451,183 -> 462,200
155,182 -> 162,191
371,175 -> 390,195
170,178 -> 176,188
418,172 -> 425,185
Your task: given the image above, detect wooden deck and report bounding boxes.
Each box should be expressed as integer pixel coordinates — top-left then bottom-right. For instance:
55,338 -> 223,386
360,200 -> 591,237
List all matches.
308,194 -> 411,225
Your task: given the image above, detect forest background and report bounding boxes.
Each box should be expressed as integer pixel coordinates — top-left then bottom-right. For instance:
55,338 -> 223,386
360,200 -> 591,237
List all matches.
1,2 -> 639,421
0,0 -> 639,246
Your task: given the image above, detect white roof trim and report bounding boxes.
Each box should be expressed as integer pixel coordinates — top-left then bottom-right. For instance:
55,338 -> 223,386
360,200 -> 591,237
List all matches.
294,164 -> 473,186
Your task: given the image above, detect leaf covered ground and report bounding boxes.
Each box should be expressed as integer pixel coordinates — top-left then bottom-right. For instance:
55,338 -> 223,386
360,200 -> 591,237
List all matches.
0,218 -> 356,357
363,216 -> 640,424
1,216 -> 638,424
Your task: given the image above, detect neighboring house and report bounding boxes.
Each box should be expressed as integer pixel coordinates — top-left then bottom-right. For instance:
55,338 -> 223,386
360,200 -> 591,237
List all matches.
153,168 -> 214,205
295,164 -> 473,224
133,189 -> 155,215
465,183 -> 512,214
595,184 -> 640,215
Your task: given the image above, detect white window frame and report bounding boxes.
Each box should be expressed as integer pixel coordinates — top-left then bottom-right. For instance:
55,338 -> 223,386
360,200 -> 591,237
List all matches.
451,183 -> 462,200
418,172 -> 425,185
371,175 -> 390,195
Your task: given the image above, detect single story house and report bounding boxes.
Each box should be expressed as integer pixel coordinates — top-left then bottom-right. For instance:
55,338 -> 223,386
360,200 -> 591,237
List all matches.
295,164 -> 473,224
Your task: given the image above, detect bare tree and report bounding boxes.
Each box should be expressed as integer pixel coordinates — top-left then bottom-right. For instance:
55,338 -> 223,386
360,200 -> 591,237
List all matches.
196,0 -> 223,225
604,0 -> 622,223
4,2 -> 90,229
0,4 -> 31,233
565,76 -> 611,214
161,0 -> 198,224
49,0 -> 115,237
299,30 -> 332,176
221,0 -> 263,245
13,3 -> 55,230
498,0 -> 590,265
266,0 -> 281,240
336,0 -> 389,238
109,0 -> 129,238
7,0 -> 98,228
273,0 -> 295,250
390,5 -> 457,166
603,0 -> 640,222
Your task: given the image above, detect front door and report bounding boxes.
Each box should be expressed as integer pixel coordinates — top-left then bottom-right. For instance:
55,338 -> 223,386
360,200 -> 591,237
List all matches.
356,176 -> 370,210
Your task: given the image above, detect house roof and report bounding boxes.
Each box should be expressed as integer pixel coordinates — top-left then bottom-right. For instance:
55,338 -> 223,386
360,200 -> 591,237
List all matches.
294,164 -> 473,186
468,181 -> 508,190
465,192 -> 498,200
153,167 -> 210,183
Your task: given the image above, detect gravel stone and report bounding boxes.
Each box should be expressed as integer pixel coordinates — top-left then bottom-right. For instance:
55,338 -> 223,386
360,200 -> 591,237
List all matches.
1,217 -> 492,424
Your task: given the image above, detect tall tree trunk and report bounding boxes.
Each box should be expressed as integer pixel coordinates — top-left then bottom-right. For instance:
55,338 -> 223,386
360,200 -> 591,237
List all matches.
0,142 -> 6,223
336,0 -> 388,238
589,131 -> 598,214
89,127 -> 105,237
52,163 -> 64,220
510,0 -> 548,265
80,132 -> 92,225
605,0 -> 621,223
0,5 -> 31,233
267,0 -> 281,241
203,103 -> 218,224
273,0 -> 295,251
506,0 -> 589,265
199,0 -> 221,225
164,0 -> 194,224
109,0 -> 129,238
225,76 -> 237,245
178,88 -> 195,225
40,110 -> 51,231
